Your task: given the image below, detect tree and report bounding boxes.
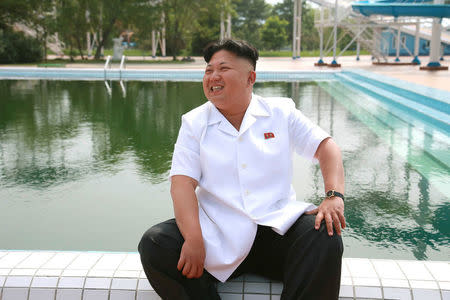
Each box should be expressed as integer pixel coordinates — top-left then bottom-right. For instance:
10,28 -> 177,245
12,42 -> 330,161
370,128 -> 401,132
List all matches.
232,0 -> 270,49
261,15 -> 288,50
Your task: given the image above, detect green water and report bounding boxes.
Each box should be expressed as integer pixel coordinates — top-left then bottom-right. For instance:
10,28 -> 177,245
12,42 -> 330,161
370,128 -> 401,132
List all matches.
0,80 -> 448,261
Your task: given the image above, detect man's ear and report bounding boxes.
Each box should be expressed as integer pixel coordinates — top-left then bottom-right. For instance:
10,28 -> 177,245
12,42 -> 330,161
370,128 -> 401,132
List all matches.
247,71 -> 256,86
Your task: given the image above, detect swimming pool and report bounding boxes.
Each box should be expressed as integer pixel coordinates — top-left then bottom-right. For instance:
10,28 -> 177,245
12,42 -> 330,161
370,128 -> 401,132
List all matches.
0,75 -> 448,261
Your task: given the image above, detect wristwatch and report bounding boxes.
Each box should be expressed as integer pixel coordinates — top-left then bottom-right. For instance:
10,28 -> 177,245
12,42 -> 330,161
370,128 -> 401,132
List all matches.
326,190 -> 344,201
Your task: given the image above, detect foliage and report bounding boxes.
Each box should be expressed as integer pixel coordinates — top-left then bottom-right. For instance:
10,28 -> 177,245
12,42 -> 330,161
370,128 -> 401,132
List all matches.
261,16 -> 288,50
232,0 -> 270,49
0,28 -> 43,63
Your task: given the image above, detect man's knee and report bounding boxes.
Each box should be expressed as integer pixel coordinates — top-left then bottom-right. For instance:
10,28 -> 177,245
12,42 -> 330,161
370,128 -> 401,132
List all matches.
316,222 -> 344,261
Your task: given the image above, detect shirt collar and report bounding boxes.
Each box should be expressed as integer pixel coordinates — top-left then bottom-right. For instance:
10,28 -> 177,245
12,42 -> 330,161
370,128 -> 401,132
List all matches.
207,94 -> 270,126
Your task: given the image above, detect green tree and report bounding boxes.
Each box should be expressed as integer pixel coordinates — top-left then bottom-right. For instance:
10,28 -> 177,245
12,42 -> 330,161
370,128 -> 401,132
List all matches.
232,0 -> 270,49
261,15 -> 288,50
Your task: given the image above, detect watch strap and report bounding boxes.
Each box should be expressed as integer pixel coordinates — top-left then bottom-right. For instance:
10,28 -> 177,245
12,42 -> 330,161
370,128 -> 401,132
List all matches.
326,190 -> 344,201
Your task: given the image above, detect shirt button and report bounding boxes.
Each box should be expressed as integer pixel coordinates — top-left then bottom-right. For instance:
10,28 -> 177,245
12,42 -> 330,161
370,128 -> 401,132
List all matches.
241,163 -> 247,169
245,190 -> 250,196
238,136 -> 243,142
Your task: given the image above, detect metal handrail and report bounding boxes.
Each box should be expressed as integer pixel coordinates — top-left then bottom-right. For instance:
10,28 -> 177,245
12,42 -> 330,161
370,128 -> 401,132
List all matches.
119,55 -> 126,80
104,55 -> 112,79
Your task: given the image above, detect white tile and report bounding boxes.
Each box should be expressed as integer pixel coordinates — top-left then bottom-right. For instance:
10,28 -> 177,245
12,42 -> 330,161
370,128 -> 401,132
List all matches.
111,278 -> 138,290
84,277 -> 111,289
118,254 -> 142,271
217,281 -> 243,293
16,252 -> 55,269
381,278 -> 410,288
0,275 -> 6,286
346,258 -> 378,278
371,259 -> 406,279
412,288 -> 441,300
9,268 -> 36,276
443,290 -> 450,300
29,288 -> 56,300
114,270 -> 140,278
139,270 -> 147,279
271,295 -> 281,300
42,252 -> 79,269
110,290 -> 135,300
136,290 -> 161,300
4,276 -> 32,287
219,294 -> 244,300
87,269 -> 115,277
137,278 -> 153,291
353,277 -> 380,287
0,251 -> 8,259
92,253 -> 126,270
35,269 -> 62,276
339,285 -> 353,298
2,287 -> 29,300
383,287 -> 412,300
397,261 -> 434,281
425,262 -> 450,282
271,282 -> 283,294
354,286 -> 382,299
409,280 -> 439,289
31,276 -> 59,288
244,274 -> 270,282
58,277 -> 85,288
439,281 -> 450,290
62,269 -> 89,277
56,288 -> 82,300
244,282 -> 270,294
0,269 -> 10,275
66,253 -> 102,270
244,294 -> 270,300
0,252 -> 31,268
83,289 -> 109,300
340,277 -> 352,286
341,260 -> 351,277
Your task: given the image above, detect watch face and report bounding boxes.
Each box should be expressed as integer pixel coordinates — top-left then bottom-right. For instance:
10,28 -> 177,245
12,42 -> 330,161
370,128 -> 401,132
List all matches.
327,190 -> 334,197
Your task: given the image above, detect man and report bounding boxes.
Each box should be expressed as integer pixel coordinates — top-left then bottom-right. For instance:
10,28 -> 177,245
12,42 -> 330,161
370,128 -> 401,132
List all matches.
139,39 -> 345,299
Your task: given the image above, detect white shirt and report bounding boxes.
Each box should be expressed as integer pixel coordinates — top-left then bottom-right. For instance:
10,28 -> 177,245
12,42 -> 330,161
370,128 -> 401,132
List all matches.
169,94 -> 330,282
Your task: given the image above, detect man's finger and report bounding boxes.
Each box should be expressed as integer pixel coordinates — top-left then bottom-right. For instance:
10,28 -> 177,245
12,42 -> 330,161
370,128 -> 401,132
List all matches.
305,208 -> 318,215
182,261 -> 191,276
332,213 -> 341,235
315,212 -> 323,230
177,253 -> 185,271
339,212 -> 346,229
325,214 -> 334,236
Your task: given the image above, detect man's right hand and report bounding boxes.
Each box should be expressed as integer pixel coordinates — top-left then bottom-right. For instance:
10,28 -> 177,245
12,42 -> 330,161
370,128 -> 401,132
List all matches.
177,238 -> 206,279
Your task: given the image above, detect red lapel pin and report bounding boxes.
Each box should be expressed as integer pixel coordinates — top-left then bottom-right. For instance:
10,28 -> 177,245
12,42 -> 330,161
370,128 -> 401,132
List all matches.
264,132 -> 275,139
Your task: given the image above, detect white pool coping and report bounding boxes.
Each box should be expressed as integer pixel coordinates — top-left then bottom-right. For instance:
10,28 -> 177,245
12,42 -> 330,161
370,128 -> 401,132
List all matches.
0,250 -> 448,300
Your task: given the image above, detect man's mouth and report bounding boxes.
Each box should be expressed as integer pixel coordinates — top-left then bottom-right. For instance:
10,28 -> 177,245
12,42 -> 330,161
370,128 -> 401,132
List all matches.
210,86 -> 223,92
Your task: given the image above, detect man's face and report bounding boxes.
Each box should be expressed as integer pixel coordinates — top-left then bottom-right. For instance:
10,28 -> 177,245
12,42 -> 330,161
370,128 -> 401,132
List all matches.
203,50 -> 255,111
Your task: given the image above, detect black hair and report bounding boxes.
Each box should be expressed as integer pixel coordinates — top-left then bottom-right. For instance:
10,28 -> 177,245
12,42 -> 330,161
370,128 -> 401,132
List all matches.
203,39 -> 259,70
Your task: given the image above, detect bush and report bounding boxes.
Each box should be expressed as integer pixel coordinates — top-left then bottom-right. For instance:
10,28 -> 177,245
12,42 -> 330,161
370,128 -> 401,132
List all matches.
0,28 -> 43,63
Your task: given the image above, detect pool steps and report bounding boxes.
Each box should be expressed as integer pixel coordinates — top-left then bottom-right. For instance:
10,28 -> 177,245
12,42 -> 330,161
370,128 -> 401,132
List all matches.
0,251 -> 448,300
335,72 -> 450,135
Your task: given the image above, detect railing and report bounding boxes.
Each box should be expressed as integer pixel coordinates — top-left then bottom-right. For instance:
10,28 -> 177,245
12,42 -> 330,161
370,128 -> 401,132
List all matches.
104,55 -> 112,79
119,55 -> 127,80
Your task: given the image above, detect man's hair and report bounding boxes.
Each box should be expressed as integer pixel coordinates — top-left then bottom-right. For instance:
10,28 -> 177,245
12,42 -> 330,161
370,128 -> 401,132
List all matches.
203,39 -> 259,70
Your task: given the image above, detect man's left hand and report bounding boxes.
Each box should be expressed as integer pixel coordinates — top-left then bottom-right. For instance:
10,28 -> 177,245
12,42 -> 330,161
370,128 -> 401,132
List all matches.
305,197 -> 345,236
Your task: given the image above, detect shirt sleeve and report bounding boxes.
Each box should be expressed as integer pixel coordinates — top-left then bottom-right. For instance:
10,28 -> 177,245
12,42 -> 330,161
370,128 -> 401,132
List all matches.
288,103 -> 330,162
169,115 -> 202,182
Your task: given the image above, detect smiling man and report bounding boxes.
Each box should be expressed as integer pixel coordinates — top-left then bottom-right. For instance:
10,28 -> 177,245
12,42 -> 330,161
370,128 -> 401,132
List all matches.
138,39 -> 345,300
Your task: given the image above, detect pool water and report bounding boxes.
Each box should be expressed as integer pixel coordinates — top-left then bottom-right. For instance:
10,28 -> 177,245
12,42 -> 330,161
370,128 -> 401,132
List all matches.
0,80 -> 448,261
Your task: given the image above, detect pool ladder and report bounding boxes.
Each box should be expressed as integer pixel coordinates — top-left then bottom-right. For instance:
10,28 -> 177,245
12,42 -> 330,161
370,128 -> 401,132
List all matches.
104,55 -> 127,97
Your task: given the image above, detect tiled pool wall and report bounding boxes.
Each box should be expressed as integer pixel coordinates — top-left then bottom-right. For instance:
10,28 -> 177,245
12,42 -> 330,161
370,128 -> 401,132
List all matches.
0,251 -> 449,300
0,68 -> 449,299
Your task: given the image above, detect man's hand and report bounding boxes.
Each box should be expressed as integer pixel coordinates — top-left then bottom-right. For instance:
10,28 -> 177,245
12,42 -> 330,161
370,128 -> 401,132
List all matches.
177,238 -> 206,279
305,197 -> 345,236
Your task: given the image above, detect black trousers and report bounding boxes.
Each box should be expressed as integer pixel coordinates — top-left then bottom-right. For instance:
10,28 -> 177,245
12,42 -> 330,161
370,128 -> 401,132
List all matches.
138,214 -> 343,300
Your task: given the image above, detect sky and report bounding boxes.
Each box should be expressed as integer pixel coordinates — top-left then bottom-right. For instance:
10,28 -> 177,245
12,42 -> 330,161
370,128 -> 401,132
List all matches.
265,0 -> 283,5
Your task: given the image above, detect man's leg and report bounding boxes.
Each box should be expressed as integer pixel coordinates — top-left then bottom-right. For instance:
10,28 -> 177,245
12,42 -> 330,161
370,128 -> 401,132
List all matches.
230,214 -> 343,300
138,219 -> 220,300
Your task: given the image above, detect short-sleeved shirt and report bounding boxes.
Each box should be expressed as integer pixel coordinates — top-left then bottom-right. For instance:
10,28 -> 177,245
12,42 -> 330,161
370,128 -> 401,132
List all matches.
169,94 -> 330,282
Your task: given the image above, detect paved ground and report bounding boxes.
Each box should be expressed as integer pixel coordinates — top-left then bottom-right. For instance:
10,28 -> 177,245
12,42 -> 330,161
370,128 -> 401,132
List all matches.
5,54 -> 450,92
